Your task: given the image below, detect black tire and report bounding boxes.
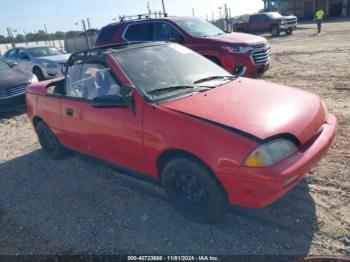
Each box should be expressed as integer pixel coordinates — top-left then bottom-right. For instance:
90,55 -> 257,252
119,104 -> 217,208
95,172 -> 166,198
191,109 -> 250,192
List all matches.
33,67 -> 45,81
36,121 -> 65,160
162,157 -> 228,224
271,26 -> 281,37
285,28 -> 293,35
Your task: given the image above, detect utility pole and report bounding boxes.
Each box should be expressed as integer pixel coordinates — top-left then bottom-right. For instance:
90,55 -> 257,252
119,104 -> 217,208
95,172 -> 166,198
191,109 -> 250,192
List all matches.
7,28 -> 15,48
44,24 -> 52,46
147,1 -> 151,17
192,8 -> 195,16
224,4 -> 229,32
81,19 -> 91,49
87,18 -> 91,30
161,0 -> 166,15
218,7 -> 222,30
212,12 -> 214,22
23,29 -> 28,45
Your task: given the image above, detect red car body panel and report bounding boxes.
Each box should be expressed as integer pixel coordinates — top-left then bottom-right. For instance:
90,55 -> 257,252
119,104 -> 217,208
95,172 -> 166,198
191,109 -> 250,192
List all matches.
161,78 -> 326,144
94,17 -> 270,77
26,53 -> 337,209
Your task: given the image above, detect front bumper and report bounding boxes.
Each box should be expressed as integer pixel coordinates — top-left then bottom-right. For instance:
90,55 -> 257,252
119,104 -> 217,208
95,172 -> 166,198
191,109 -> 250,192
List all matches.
217,114 -> 337,208
221,53 -> 269,78
42,64 -> 65,80
280,24 -> 297,30
0,94 -> 26,113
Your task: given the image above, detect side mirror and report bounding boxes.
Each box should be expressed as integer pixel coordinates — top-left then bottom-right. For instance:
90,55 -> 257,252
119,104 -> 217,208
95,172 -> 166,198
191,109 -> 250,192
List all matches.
19,53 -> 30,60
120,84 -> 136,115
7,61 -> 18,67
91,95 -> 128,108
169,34 -> 184,44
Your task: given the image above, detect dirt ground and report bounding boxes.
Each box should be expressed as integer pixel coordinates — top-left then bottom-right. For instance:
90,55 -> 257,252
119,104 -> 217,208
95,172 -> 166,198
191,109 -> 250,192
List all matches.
0,20 -> 349,257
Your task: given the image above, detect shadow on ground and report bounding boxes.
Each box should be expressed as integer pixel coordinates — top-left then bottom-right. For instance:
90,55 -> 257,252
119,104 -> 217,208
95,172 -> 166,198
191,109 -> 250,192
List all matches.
0,108 -> 26,120
0,150 -> 318,255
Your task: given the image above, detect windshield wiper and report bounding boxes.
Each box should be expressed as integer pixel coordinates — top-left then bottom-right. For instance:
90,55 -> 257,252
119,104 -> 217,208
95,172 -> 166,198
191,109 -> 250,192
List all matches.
148,85 -> 195,95
193,75 -> 237,84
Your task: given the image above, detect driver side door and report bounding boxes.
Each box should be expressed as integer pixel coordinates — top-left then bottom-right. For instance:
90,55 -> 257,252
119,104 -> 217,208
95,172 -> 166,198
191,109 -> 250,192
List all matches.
60,61 -> 148,174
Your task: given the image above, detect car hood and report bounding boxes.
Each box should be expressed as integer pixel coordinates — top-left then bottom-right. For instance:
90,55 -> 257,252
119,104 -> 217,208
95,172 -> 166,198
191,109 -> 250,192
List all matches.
36,54 -> 71,63
204,32 -> 267,45
160,78 -> 326,144
0,68 -> 32,89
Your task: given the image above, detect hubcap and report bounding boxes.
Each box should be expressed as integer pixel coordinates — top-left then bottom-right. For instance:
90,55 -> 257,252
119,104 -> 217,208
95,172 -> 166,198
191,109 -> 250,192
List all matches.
41,128 -> 56,151
174,173 -> 208,209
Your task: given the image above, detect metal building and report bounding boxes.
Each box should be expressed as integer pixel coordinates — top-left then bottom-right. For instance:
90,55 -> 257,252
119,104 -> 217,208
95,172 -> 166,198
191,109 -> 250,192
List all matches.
263,0 -> 350,19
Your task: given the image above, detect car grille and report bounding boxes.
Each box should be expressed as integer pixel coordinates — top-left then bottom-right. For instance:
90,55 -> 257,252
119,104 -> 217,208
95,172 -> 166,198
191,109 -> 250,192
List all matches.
284,18 -> 298,25
0,85 -> 27,99
251,43 -> 270,65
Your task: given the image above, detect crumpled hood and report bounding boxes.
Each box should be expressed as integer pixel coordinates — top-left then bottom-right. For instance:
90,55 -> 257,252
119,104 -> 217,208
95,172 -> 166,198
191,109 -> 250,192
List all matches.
36,53 -> 71,63
161,78 -> 326,144
204,32 -> 267,45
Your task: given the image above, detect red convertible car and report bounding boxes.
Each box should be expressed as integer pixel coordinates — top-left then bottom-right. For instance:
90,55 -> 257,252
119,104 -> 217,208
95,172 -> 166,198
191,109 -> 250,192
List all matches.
26,42 -> 336,223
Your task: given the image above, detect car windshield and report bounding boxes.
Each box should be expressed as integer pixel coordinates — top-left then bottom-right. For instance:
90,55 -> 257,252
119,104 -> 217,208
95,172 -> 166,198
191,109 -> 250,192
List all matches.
26,47 -> 64,57
113,44 -> 233,101
0,59 -> 10,70
266,12 -> 283,19
176,18 -> 224,37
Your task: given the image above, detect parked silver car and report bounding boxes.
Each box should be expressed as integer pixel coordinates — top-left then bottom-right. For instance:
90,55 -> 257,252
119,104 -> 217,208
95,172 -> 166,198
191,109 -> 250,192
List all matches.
3,46 -> 71,81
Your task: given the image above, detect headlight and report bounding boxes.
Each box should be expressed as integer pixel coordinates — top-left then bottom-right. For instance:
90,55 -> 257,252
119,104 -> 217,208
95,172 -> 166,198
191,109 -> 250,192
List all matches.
42,62 -> 57,69
31,75 -> 39,83
222,46 -> 251,54
244,138 -> 298,167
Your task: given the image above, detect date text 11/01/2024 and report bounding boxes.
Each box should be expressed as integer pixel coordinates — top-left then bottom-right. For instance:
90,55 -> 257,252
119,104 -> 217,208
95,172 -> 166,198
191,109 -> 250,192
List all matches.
127,256 -> 219,261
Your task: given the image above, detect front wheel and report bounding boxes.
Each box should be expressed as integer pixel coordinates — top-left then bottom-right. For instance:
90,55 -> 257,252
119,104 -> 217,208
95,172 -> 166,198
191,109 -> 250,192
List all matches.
285,28 -> 293,35
36,121 -> 66,160
271,26 -> 281,37
162,157 -> 228,224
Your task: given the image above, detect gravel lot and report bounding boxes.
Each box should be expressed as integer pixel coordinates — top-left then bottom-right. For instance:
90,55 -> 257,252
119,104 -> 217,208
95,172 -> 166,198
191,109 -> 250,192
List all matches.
0,20 -> 349,256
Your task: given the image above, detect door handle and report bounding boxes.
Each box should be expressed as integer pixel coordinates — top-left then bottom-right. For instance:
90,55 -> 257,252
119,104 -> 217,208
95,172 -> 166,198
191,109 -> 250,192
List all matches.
66,108 -> 74,116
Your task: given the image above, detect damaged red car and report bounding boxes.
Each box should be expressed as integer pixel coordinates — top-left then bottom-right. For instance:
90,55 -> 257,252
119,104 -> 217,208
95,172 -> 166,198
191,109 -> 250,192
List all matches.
26,42 -> 336,223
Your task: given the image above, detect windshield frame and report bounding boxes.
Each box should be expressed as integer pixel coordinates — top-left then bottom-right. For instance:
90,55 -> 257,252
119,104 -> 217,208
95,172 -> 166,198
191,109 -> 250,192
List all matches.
175,18 -> 225,38
26,46 -> 64,58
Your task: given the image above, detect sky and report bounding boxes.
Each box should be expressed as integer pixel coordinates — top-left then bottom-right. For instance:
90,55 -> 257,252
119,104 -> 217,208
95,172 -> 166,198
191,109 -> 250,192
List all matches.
0,0 -> 263,36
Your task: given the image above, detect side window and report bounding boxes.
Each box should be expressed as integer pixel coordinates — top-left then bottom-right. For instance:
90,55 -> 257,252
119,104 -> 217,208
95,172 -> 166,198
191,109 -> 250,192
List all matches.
124,23 -> 152,41
153,22 -> 180,41
5,49 -> 17,59
96,25 -> 119,43
65,62 -> 121,100
18,49 -> 28,59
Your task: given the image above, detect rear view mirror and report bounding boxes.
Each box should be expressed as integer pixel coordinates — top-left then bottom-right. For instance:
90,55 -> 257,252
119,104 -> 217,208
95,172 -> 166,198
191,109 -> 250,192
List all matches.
91,95 -> 128,108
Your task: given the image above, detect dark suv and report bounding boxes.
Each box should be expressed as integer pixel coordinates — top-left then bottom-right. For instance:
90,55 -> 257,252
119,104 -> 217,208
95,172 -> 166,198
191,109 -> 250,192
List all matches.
94,16 -> 270,77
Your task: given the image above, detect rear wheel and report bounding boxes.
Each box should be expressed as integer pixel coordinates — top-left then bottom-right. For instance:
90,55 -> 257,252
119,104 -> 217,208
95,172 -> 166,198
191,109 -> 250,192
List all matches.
36,121 -> 66,160
33,67 -> 45,81
271,26 -> 281,37
162,157 -> 228,224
